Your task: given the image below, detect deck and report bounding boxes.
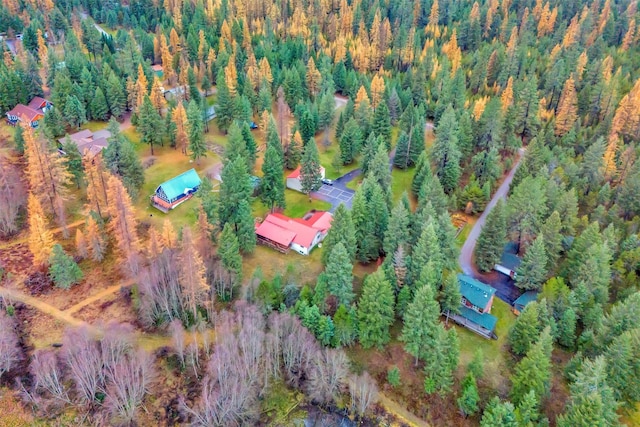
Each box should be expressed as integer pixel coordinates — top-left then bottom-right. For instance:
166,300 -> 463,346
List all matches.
449,312 -> 498,340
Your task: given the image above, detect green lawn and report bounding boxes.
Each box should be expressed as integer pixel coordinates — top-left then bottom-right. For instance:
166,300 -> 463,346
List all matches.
83,120 -> 108,132
252,189 -> 332,219
453,298 -> 516,390
390,167 -> 415,204
317,143 -> 360,179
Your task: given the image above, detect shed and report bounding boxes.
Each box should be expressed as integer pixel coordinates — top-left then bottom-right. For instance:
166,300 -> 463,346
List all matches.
286,165 -> 325,193
494,243 -> 522,278
512,291 -> 538,315
151,169 -> 202,213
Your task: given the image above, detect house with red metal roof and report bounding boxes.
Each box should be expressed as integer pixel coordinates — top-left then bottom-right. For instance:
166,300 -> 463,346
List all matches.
286,165 -> 325,193
255,211 -> 333,255
6,97 -> 53,128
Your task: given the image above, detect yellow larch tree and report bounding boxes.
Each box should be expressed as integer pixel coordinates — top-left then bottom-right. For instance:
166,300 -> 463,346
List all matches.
160,36 -> 176,84
576,51 -> 588,79
147,227 -> 163,259
195,204 -> 214,259
601,135 -> 619,181
225,55 -> 238,97
36,29 -> 48,65
197,30 -> 207,62
135,64 -> 149,111
169,28 -> 181,55
153,34 -> 162,64
27,193 -> 55,266
562,14 -> 579,48
506,26 -> 518,57
598,0 -> 611,34
172,103 -> 189,155
501,77 -> 514,112
150,77 -> 167,114
173,5 -> 183,32
206,48 -> 216,72
370,74 -> 385,110
246,51 -> 260,91
106,175 -> 141,274
259,57 -> 273,86
554,75 -> 578,136
179,226 -> 209,320
306,57 -> 322,98
355,85 -> 370,112
162,219 -> 178,249
75,229 -> 88,259
428,0 -> 439,33
85,215 -> 105,262
610,77 -> 640,139
83,154 -> 110,218
472,97 -> 489,120
621,19 -> 635,51
23,124 -> 70,233
442,29 -> 462,73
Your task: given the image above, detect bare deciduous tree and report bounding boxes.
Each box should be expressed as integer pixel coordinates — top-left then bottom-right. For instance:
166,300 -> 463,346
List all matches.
349,372 -> 378,418
307,348 -> 349,406
63,327 -> 104,405
104,349 -> 155,424
0,157 -> 26,237
170,319 -> 186,367
29,350 -> 71,406
0,311 -> 23,378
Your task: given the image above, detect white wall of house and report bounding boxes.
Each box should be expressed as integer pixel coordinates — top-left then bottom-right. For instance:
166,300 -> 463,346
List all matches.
286,177 -> 303,192
494,264 -> 517,278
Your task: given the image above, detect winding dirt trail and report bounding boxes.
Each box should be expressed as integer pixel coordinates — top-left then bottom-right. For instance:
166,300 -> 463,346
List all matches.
64,280 -> 134,315
377,392 -> 430,426
0,286 -> 96,332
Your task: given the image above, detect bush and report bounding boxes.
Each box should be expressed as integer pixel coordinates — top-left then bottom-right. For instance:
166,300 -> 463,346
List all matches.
24,271 -> 53,296
387,366 -> 401,387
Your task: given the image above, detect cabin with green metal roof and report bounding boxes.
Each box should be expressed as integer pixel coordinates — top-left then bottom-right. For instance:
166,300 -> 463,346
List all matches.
494,242 -> 522,278
151,169 -> 202,213
449,274 -> 498,339
512,291 -> 538,315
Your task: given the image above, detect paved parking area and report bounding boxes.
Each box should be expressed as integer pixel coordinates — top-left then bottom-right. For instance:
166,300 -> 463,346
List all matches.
311,184 -> 355,211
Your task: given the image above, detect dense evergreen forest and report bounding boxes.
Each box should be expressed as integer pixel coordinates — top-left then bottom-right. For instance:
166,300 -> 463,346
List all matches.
0,0 -> 640,425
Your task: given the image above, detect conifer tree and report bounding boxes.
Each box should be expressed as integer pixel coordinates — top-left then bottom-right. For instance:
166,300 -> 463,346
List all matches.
440,274 -> 462,321
103,119 -> 145,197
510,327 -> 553,405
475,200 -> 507,272
106,73 -> 126,118
432,105 -> 461,193
186,101 -> 206,163
240,122 -> 257,170
372,101 -> 391,143
324,242 -> 354,306
480,397 -> 518,427
458,373 -> 480,417
383,199 -> 411,257
260,145 -> 286,211
400,281 -> 441,366
339,118 -> 362,164
49,244 -> 83,290
138,95 -> 163,155
106,175 -> 141,274
218,157 -> 255,253
515,235 -> 548,291
285,130 -> 303,170
215,71 -> 234,132
412,151 -> 431,196
27,193 -> 55,266
63,137 -> 84,189
508,301 -> 541,355
85,216 -> 105,262
150,77 -> 166,114
424,325 -> 459,396
218,223 -> 242,297
515,76 -> 540,140
321,204 -> 357,265
357,270 -> 395,349
300,139 -> 323,198
13,125 -> 25,155
409,220 -> 443,285
91,87 -> 109,121
63,95 -> 87,128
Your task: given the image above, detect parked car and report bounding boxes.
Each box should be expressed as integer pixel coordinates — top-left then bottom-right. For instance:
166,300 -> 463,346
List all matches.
249,121 -> 258,130
321,178 -> 334,186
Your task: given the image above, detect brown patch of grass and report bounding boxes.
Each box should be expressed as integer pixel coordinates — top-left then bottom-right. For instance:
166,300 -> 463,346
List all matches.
0,387 -> 34,426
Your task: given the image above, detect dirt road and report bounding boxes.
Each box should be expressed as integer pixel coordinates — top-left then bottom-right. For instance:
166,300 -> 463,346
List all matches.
458,148 -> 525,276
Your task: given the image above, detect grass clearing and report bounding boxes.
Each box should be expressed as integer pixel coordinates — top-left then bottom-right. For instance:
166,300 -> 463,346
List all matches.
454,298 -> 515,391
134,145 -> 219,230
390,167 -> 415,204
83,120 -> 108,132
252,189 -> 332,220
